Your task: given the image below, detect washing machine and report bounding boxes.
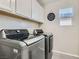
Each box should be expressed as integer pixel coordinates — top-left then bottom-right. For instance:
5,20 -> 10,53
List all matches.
0,29 -> 29,59
0,29 -> 45,59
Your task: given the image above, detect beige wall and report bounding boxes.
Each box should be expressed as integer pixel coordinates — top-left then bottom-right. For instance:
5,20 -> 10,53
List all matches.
41,0 -> 79,55
0,14 -> 39,29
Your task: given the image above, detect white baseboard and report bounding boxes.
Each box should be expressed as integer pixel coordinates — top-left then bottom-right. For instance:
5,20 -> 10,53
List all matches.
52,50 -> 79,58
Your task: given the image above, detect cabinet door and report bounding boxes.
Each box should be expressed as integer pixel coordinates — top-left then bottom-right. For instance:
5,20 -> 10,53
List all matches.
0,0 -> 10,9
10,0 -> 16,11
32,0 -> 44,21
38,5 -> 44,21
16,0 -> 31,18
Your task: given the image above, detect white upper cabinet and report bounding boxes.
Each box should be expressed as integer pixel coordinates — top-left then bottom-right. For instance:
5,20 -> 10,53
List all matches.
0,0 -> 11,9
10,0 -> 16,11
32,0 -> 44,21
0,0 -> 44,23
38,5 -> 44,22
16,0 -> 31,18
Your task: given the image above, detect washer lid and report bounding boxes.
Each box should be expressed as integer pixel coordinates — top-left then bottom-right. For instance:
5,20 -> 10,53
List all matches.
24,35 -> 45,46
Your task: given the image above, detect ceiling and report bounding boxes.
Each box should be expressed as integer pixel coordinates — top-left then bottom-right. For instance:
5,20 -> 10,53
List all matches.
37,0 -> 58,6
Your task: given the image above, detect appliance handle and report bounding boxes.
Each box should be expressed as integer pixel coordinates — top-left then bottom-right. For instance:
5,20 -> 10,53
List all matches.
24,35 -> 45,46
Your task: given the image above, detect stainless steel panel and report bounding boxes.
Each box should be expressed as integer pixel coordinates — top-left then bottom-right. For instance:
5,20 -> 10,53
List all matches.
0,44 -> 20,59
28,38 -> 45,59
0,39 -> 28,59
0,43 -> 29,59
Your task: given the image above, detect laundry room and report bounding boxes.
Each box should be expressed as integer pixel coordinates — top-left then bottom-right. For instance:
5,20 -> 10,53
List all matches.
0,0 -> 79,59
